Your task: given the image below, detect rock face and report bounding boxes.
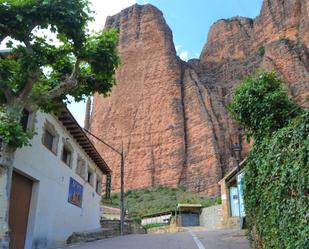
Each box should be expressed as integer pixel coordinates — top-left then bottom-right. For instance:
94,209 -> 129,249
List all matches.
90,0 -> 309,196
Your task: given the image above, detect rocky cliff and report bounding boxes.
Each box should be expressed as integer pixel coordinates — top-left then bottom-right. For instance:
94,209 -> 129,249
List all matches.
90,0 -> 308,196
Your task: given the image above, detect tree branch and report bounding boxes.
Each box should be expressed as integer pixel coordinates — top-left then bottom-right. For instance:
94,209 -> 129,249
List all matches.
48,58 -> 81,99
17,39 -> 41,105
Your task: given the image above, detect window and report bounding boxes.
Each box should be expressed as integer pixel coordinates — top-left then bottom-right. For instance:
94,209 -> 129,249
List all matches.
42,120 -> 59,155
62,146 -> 72,167
87,166 -> 94,186
76,155 -> 86,180
43,130 -> 54,151
96,174 -> 102,194
21,109 -> 30,131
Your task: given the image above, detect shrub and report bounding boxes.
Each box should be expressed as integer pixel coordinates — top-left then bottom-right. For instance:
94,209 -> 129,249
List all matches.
229,71 -> 300,142
229,71 -> 308,248
244,111 -> 309,249
143,223 -> 166,230
257,46 -> 265,57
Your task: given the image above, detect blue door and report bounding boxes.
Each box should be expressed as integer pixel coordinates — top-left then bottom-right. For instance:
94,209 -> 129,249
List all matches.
181,213 -> 199,226
229,187 -> 240,217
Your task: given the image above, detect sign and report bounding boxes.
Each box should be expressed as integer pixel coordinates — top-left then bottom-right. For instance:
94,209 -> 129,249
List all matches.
68,177 -> 83,207
237,172 -> 246,217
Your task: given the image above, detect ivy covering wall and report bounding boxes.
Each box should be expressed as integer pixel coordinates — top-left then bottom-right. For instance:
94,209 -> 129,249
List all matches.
229,71 -> 308,249
244,111 -> 308,249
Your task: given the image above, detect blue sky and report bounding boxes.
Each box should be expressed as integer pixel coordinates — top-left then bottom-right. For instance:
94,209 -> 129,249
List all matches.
68,0 -> 264,125
137,0 -> 263,60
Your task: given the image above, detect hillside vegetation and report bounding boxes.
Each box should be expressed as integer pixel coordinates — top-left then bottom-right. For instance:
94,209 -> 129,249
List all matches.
105,186 -> 221,221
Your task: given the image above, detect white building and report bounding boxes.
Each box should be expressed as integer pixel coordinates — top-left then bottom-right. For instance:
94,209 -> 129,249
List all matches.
9,107 -> 111,249
141,212 -> 173,226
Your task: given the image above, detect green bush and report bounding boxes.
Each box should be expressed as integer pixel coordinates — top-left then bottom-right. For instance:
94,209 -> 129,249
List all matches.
257,46 -> 265,57
229,71 -> 308,248
143,223 -> 167,230
244,111 -> 308,249
229,71 -> 300,142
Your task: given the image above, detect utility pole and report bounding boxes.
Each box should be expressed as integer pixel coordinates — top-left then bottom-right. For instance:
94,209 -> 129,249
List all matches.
83,129 -> 125,236
120,143 -> 125,236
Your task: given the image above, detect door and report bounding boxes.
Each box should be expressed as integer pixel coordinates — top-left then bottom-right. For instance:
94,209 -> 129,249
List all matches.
229,186 -> 240,217
181,213 -> 200,226
9,171 -> 33,249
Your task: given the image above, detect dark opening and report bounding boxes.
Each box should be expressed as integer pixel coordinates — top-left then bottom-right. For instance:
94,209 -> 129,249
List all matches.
43,130 -> 54,151
21,109 -> 30,132
96,178 -> 101,193
62,146 -> 71,166
87,170 -> 93,184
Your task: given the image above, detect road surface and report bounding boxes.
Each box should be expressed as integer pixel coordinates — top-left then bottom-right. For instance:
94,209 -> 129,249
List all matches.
57,229 -> 250,249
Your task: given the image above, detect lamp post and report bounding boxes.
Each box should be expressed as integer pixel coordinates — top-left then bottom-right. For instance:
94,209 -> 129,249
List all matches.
83,129 -> 125,236
232,142 -> 241,171
232,142 -> 242,229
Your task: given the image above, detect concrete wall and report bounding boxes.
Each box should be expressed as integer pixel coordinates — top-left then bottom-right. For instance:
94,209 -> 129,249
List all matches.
13,112 -> 104,249
199,205 -> 223,229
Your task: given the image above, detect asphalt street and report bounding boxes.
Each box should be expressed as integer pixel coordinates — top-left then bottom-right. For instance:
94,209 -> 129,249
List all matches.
56,229 -> 250,249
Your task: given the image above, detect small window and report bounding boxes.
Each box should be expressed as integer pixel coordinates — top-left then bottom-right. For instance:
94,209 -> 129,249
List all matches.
87,167 -> 94,186
42,120 -> 59,155
76,155 -> 86,180
62,146 -> 72,167
21,109 -> 30,132
43,130 -> 54,151
96,174 -> 102,194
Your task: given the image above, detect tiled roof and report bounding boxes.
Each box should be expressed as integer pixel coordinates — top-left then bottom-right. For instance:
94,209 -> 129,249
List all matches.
57,106 -> 111,175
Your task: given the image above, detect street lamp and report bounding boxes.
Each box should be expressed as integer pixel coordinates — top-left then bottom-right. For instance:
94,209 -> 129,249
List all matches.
232,142 -> 241,171
83,129 -> 125,236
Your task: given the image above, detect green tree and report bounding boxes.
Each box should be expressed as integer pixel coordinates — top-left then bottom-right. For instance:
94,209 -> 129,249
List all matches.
0,0 -> 120,246
229,71 -> 300,142
229,71 -> 308,249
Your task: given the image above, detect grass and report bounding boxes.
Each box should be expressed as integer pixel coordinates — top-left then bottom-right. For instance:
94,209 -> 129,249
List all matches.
143,223 -> 167,230
103,186 -> 221,222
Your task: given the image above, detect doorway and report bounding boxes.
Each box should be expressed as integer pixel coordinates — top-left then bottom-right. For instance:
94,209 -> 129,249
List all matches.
181,213 -> 200,226
229,186 -> 240,217
9,171 -> 33,249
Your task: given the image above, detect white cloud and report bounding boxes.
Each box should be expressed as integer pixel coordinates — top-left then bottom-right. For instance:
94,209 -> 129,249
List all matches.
0,0 -> 137,126
88,0 -> 136,32
69,0 -> 137,126
179,51 -> 189,61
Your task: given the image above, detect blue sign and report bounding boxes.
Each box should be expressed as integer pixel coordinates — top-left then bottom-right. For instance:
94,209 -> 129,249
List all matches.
237,172 -> 246,217
68,177 -> 83,208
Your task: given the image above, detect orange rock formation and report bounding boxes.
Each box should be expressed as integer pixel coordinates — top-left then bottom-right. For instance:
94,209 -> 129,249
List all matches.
90,0 -> 308,196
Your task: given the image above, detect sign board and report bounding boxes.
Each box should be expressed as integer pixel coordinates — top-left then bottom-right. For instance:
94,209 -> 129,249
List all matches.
237,172 -> 246,217
68,177 -> 83,207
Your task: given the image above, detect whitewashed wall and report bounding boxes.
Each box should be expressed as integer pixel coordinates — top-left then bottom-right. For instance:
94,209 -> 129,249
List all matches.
13,112 -> 104,248
141,214 -> 172,226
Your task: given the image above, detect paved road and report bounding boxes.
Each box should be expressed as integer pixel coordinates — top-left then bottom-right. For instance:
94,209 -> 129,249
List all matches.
57,229 -> 250,249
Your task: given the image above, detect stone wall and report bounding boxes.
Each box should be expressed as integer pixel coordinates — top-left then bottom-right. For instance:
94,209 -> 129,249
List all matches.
199,205 -> 223,229
100,220 -> 146,235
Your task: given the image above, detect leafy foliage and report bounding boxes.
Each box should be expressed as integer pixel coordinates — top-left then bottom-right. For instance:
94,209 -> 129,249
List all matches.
229,71 -> 308,248
244,111 -> 309,249
106,186 -> 220,221
0,0 -> 120,149
143,223 -> 167,230
0,106 -> 35,147
229,71 -> 300,142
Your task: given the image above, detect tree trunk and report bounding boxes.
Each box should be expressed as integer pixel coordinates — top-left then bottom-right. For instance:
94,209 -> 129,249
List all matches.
0,143 -> 16,249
